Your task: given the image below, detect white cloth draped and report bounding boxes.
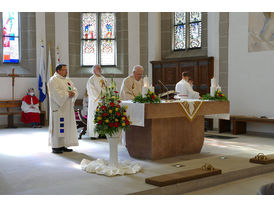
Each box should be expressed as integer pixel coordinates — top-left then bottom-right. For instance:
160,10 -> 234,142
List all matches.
80,158 -> 142,177
121,100 -> 145,127
48,72 -> 79,148
86,74 -> 107,138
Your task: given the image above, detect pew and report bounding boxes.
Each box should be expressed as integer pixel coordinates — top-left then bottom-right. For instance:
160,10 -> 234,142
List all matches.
0,100 -> 46,128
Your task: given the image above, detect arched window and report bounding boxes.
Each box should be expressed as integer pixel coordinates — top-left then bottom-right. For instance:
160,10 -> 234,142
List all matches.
81,12 -> 116,67
174,12 -> 202,51
2,12 -> 20,63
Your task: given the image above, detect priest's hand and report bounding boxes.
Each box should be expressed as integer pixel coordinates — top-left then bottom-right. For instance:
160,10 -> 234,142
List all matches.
68,91 -> 75,98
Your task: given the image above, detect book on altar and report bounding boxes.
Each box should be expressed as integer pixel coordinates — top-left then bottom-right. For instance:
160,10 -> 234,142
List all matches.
159,90 -> 177,98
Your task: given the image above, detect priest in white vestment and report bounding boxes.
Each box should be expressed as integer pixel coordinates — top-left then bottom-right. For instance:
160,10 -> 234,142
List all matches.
175,72 -> 200,99
120,65 -> 144,100
86,64 -> 107,139
48,64 -> 79,154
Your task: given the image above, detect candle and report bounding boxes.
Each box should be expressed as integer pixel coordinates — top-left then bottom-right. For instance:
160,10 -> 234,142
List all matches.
211,77 -> 216,87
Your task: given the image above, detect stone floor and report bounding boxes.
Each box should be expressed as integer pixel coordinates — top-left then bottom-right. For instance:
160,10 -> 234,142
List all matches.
0,127 -> 274,195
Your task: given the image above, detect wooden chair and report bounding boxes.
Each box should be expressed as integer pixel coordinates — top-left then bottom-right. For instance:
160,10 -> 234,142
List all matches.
75,109 -> 87,139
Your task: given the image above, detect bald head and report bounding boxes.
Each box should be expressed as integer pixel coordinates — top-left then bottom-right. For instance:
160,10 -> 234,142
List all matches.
132,65 -> 144,81
92,64 -> 102,77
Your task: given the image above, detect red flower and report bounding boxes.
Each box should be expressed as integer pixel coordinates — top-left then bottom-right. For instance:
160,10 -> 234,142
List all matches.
101,105 -> 107,110
116,105 -> 121,108
114,122 -> 119,128
116,112 -> 121,116
102,96 -> 106,99
125,120 -> 130,125
109,122 -> 114,127
110,102 -> 115,107
103,113 -> 108,117
117,100 -> 121,103
151,95 -> 155,100
98,120 -> 103,125
114,91 -> 119,93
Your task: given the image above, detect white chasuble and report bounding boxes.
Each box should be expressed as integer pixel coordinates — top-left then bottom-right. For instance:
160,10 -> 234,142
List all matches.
120,76 -> 143,100
48,72 -> 79,148
86,75 -> 107,138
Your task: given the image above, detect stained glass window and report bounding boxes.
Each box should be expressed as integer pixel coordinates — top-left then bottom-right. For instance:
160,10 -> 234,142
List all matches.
2,12 -> 20,63
82,13 -> 97,40
174,12 -> 186,50
189,12 -> 202,48
81,12 -> 116,67
175,12 -> 186,25
174,25 -> 186,50
82,40 -> 97,66
174,12 -> 202,51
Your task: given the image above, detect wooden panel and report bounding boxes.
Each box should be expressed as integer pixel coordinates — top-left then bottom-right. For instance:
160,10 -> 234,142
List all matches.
151,57 -> 214,97
152,63 -> 162,94
162,63 -> 177,84
145,168 -> 222,187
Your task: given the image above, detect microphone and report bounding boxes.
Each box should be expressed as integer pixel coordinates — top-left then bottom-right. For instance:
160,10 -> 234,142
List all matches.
158,80 -> 169,99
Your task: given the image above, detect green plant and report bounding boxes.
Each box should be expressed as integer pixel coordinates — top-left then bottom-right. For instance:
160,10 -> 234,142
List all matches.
133,89 -> 161,103
94,79 -> 131,136
201,89 -> 228,101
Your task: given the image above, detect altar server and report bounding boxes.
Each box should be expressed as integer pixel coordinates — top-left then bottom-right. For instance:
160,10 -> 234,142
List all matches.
120,65 -> 144,100
86,64 -> 107,139
48,64 -> 79,154
21,88 -> 41,128
175,72 -> 200,99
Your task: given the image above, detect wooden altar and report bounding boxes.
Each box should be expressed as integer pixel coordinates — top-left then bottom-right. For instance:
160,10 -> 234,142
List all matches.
125,101 -> 229,160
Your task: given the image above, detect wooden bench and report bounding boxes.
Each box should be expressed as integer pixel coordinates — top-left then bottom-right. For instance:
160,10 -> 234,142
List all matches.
230,115 -> 274,135
204,118 -> 231,133
0,100 -> 46,128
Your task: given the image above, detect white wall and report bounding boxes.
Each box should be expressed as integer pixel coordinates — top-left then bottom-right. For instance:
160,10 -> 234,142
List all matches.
229,12 -> 274,133
148,12 -> 161,85
207,12 -> 220,129
208,12 -> 220,84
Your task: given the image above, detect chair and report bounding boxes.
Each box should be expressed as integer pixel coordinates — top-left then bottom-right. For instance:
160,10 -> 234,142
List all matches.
75,109 -> 87,139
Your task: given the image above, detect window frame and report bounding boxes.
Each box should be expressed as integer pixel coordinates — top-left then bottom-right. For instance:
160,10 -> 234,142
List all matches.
173,12 -> 202,52
81,12 -> 117,68
2,12 -> 21,64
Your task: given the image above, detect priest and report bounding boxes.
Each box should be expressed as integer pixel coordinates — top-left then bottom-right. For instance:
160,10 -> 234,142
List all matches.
120,65 -> 144,100
48,64 -> 79,154
21,88 -> 41,128
175,72 -> 200,99
86,64 -> 107,139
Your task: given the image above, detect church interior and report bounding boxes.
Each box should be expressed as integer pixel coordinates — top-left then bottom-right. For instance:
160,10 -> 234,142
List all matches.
1,6 -> 274,200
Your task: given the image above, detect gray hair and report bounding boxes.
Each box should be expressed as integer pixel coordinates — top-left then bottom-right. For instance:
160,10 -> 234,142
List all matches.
91,64 -> 101,74
132,65 -> 144,74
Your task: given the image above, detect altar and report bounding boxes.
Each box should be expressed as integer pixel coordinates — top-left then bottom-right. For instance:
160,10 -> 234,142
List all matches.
124,100 -> 229,160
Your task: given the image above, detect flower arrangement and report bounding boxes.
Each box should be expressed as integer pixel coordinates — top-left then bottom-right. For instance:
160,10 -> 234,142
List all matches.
133,89 -> 161,103
94,79 -> 131,136
201,89 -> 228,101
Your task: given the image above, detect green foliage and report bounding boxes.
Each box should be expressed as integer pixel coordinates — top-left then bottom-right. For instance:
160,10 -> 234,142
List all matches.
94,79 -> 131,136
132,89 -> 161,104
201,89 -> 228,101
